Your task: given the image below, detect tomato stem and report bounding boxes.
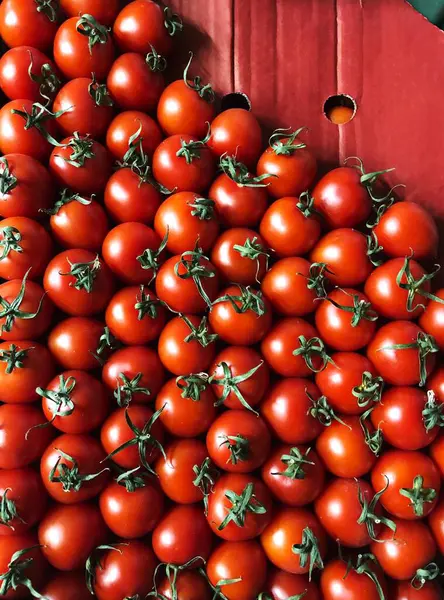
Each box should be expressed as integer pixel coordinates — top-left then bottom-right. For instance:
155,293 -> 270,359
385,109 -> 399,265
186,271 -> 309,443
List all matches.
88,74 -> 113,107
0,545 -> 46,598
137,229 -> 169,284
189,197 -> 216,221
0,226 -> 23,259
352,372 -> 384,408
27,49 -> 60,105
135,286 -> 163,321
218,482 -> 267,531
193,457 -> 219,515
85,544 -> 124,594
93,326 -> 121,365
306,392 -> 349,428
163,6 -> 183,37
115,467 -> 148,492
35,374 -> 76,423
291,526 -> 324,581
325,290 -> 379,327
0,158 -> 18,195
399,474 -> 437,518
411,562 -> 441,590
359,408 -> 383,456
212,284 -> 266,316
60,254 -> 101,293
183,52 -> 215,102
174,244 -> 215,308
357,478 -> 397,542
35,0 -> 59,22
114,372 -> 151,407
0,343 -> 33,374
0,488 -> 25,530
181,314 -> 218,347
145,45 -> 167,72
269,127 -> 307,155
422,390 -> 444,432
218,434 -> 250,465
150,557 -> 205,600
49,448 -> 109,492
176,372 -> 210,401
219,154 -> 275,188
293,336 -> 334,373
344,554 -> 386,600
76,14 -> 110,55
0,269 -> 44,335
40,188 -> 92,215
10,102 -> 65,146
56,132 -> 95,168
272,447 -> 315,479
210,360 -> 264,414
396,254 -> 444,312
233,237 -> 270,283
296,191 -> 318,218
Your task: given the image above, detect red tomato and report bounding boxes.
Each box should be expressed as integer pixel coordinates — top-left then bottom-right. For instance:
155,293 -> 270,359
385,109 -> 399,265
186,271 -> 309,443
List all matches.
315,288 -> 378,351
259,196 -> 321,257
0,46 -> 59,102
40,433 -> 109,504
391,580 -> 442,600
152,134 -> 216,193
261,506 -> 327,575
208,108 -> 262,169
105,167 -> 162,225
321,556 -> 388,600
374,201 -> 438,260
0,0 -> 59,51
0,404 -> 55,469
155,570 -> 212,600
207,540 -> 267,600
261,444 -> 325,506
0,273 -> 53,340
92,540 -> 158,600
207,473 -> 272,541
211,228 -> 268,286
430,435 -> 444,478
0,216 -> 53,280
155,438 -> 208,504
316,415 -> 377,478
39,370 -> 110,434
102,345 -> 165,405
60,0 -> 119,24
315,352 -> 381,415
53,77 -> 114,138
48,317 -> 107,371
155,377 -> 217,438
152,504 -> 213,564
0,466 -> 47,535
428,495 -> 444,553
155,191 -> 219,255
206,410 -> 271,473
38,502 -> 107,571
260,378 -> 323,444
427,367 -> 444,401
42,570 -> 90,600
372,450 -> 440,520
106,110 -> 163,161
367,321 -> 436,387
0,340 -> 54,403
44,249 -> 114,316
420,289 -> 444,350
0,153 -> 54,218
107,51 -> 165,112
105,285 -> 166,345
53,15 -> 115,80
0,533 -> 47,599
99,473 -> 164,538
265,569 -> 320,600
311,228 -> 374,286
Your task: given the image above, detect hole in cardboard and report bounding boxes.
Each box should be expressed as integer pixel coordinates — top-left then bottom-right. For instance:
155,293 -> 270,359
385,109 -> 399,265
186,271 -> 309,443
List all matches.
221,92 -> 252,112
324,94 -> 356,124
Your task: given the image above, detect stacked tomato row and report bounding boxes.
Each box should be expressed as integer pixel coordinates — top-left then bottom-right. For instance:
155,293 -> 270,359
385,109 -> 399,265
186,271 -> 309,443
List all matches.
0,1 -> 443,599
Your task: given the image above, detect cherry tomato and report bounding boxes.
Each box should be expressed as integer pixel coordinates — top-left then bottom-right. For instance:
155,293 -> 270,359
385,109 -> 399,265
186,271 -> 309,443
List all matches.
0,46 -> 59,102
44,249 -> 114,316
0,404 -> 55,469
420,289 -> 444,350
60,0 -> 119,23
428,495 -> 444,553
207,540 -> 267,600
0,340 -> 55,403
152,504 -> 213,564
264,569 -> 320,600
106,110 -> 163,161
105,167 -> 162,225
208,108 -> 262,169
38,501 -> 107,571
211,228 -> 268,286
261,506 -> 327,575
321,557 -> 388,600
0,153 -> 54,218
53,15 -> 115,80
155,569 -> 212,600
0,533 -> 47,599
427,366 -> 444,402
206,410 -> 271,473
367,321 -> 436,386
0,0 -> 59,51
42,570 -> 91,600
0,466 -> 47,536
259,196 -> 321,257
430,435 -> 444,478
47,317 -> 106,371
261,444 -> 325,506
391,580 -> 442,600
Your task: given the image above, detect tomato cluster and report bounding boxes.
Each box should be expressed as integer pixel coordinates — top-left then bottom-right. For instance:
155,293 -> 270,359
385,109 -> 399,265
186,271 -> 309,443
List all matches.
0,1 -> 443,599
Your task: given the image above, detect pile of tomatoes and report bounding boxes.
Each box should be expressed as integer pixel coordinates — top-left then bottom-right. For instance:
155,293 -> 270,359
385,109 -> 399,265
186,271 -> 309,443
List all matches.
0,1 -> 444,599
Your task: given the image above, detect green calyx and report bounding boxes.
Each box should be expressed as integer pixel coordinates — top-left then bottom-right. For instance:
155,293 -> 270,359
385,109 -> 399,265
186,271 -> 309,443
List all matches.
353,372 -> 385,408
360,408 -> 383,456
218,434 -> 250,466
174,243 -> 215,308
212,284 -> 266,317
88,74 -> 113,107
0,344 -> 33,374
86,545 -> 123,595
41,188 -> 92,216
93,326 -> 121,365
293,335 -> 333,373
366,232 -> 383,266
296,191 -> 318,218
10,102 -> 65,146
411,563 -> 441,590
0,488 -> 24,530
115,467 -> 148,492
292,527 -> 324,581
57,132 -> 95,167
163,5 -> 183,36
145,45 -> 167,72
118,123 -> 149,172
0,226 -> 23,260
344,554 -> 386,600
150,557 -> 205,600
272,446 -> 315,479
49,448 -> 108,492
218,483 -> 267,531
27,49 -> 61,104
114,372 -> 151,408
423,390 -> 444,432
182,314 -> 218,348
176,133 -> 208,164
233,237 -> 270,283
306,391 -> 349,428
36,374 -> 76,421
35,0 -> 59,22
60,254 -> 101,293
298,262 -> 331,298
0,269 -> 44,335
135,286 -> 163,321
258,593 -> 307,600
269,127 -> 307,155
399,474 -> 437,518
220,154 -> 275,187
345,156 -> 395,191
189,197 -> 216,221
204,573 -> 242,600
210,360 -> 264,414
326,290 -> 378,327
183,52 -> 214,102
357,478 -> 397,541
193,457 -> 219,515
76,14 -> 110,55
0,545 -> 46,598
396,254 -> 444,313
176,373 -> 209,401
0,158 -> 18,195
137,230 -> 169,283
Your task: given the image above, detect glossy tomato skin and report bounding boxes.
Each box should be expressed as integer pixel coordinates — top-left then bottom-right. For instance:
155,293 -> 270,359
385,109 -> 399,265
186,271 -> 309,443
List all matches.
430,435 -> 444,478
0,467 -> 47,536
105,286 -> 167,345
208,109 -> 262,169
206,410 -> 271,473
0,0 -> 59,51
152,134 -> 216,193
320,558 -> 388,600
99,476 -> 164,538
209,173 -> 268,228
367,321 -> 436,386
260,378 -> 323,444
0,46 -> 59,102
0,533 -> 48,599
0,404 -> 55,469
261,506 -> 327,574
40,433 -> 109,504
371,519 -> 436,580
93,540 -> 158,600
315,288 -> 378,351
265,569 -> 320,600
41,370 -> 110,434
316,415 -> 377,478
155,570 -> 212,600
420,289 -> 444,349
42,570 -> 91,600
44,250 -> 114,317
0,154 -> 54,218
207,540 -> 267,600
152,504 -> 213,564
259,197 -> 321,257
155,377 -> 217,438
428,495 -> 444,553
102,345 -> 165,402
53,16 -> 115,80
158,314 -> 217,375
315,352 -> 379,415
261,444 -> 325,506
261,257 -> 317,316
257,145 -> 317,199
391,580 -> 442,600
312,166 -> 372,228
371,387 -> 437,450
0,340 -> 55,403
38,502 -> 107,571
207,473 -> 272,541
156,438 -> 207,504
155,191 -> 220,255
371,450 -> 440,520
60,0 -> 119,25
48,317 -> 104,371
105,167 -> 162,225
211,228 -> 268,286
107,52 -> 164,112
106,110 -> 163,161
374,201 -> 439,260
427,367 -> 444,402
311,228 -> 373,286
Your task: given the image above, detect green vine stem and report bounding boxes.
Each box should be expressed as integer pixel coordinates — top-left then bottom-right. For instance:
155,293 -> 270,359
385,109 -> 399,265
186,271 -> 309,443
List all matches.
135,286 -> 163,321
399,474 -> 437,517
193,457 -> 219,515
174,243 -> 215,308
92,326 -> 121,365
35,374 -> 76,425
114,372 -> 151,407
217,483 -> 267,531
296,191 -> 318,218
145,45 -> 167,72
181,314 -> 218,347
211,285 -> 266,316
85,544 -> 123,594
0,157 -> 18,195
272,447 -> 315,479
360,408 -> 383,456
219,154 -> 275,188
293,336 -> 334,373
149,557 -> 205,600
209,360 -> 264,414
10,102 -> 65,146
268,127 -> 307,154
344,156 -> 395,202
60,254 -> 101,293
27,49 -> 61,104
115,467 -> 148,492
76,14 -> 110,55
49,449 -> 109,492
411,563 -> 441,590
396,254 -> 444,313
306,391 -> 350,428
0,344 -> 33,374
136,229 -> 169,283
0,488 -> 25,530
325,289 -> 379,327
56,132 -> 95,167
357,478 -> 397,541
163,5 -> 183,37
88,74 -> 114,107
183,52 -> 214,102
423,390 -> 444,432
40,188 -> 92,216
0,227 -> 23,260
189,197 -> 216,221
344,554 -> 386,600
0,546 -> 46,598
353,372 -> 385,408
366,232 -> 383,266
291,527 -> 324,581
176,373 -> 210,401
35,0 -> 59,22
296,262 -> 331,298
233,237 -> 270,283
218,434 -> 250,466
176,127 -> 210,163
0,269 -> 44,335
